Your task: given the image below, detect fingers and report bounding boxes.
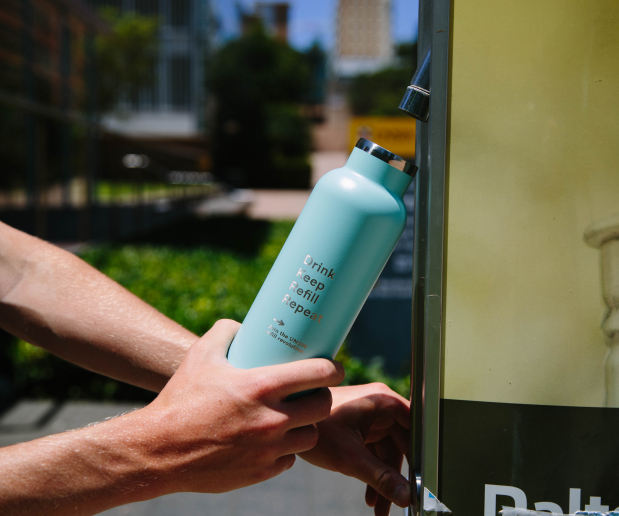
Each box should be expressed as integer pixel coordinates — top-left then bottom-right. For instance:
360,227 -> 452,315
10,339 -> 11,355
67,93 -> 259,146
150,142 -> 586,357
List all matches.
281,425 -> 320,455
280,387 -> 332,429
342,441 -> 410,510
387,424 -> 410,460
365,443 -> 379,508
258,358 -> 345,399
365,484 -> 379,508
367,423 -> 410,458
373,437 -> 404,516
199,319 -> 241,359
259,453 -> 296,483
273,453 -> 296,473
368,388 -> 410,431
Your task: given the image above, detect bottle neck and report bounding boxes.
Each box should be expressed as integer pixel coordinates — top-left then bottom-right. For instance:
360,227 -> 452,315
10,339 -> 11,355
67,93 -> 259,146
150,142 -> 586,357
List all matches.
345,147 -> 413,197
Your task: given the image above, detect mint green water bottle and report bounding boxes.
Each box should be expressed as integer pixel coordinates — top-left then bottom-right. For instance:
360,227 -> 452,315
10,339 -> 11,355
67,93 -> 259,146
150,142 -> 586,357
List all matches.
227,138 -> 416,369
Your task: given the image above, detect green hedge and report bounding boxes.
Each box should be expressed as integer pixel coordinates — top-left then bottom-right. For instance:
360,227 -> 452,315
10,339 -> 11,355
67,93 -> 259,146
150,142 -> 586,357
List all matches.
9,219 -> 410,401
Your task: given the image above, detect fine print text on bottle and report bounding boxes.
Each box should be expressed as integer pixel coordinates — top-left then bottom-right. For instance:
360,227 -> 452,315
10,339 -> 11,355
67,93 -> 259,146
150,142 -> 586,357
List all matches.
265,324 -> 308,354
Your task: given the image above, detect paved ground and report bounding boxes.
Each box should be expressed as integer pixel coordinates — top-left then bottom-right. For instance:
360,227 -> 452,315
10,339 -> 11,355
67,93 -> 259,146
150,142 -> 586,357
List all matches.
243,151 -> 349,221
310,151 -> 348,186
245,189 -> 311,220
0,400 -> 396,516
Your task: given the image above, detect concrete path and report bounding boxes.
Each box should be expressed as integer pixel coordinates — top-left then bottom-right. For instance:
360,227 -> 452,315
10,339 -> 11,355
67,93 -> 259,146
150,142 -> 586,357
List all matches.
310,151 -> 348,186
245,190 -> 311,220
243,151 -> 349,221
0,400 -> 387,516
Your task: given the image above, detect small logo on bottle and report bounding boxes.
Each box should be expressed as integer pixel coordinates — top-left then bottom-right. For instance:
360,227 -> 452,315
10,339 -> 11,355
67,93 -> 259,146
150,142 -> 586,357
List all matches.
274,318 -> 285,326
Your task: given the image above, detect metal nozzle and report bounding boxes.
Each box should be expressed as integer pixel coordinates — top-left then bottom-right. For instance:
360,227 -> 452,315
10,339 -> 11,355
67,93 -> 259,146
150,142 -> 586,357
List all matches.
398,47 -> 431,123
355,138 -> 418,177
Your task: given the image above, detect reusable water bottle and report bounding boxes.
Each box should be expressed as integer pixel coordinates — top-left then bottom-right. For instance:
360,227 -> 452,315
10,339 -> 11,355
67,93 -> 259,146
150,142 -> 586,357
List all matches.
227,138 -> 417,369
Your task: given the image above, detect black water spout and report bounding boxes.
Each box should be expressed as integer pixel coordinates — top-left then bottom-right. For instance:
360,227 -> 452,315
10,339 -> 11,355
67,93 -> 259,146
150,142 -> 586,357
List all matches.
398,47 -> 431,122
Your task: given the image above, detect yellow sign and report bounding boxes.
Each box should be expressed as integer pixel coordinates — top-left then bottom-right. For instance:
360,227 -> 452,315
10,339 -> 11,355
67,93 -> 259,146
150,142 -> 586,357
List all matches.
349,117 -> 416,158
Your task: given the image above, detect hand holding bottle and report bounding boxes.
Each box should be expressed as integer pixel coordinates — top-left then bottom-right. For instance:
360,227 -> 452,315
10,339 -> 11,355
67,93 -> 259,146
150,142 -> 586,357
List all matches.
228,139 -> 416,370
144,319 -> 346,494
0,319 -> 346,516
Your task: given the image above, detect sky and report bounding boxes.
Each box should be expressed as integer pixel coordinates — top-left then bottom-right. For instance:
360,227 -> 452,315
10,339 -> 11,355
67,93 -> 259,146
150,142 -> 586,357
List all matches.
215,0 -> 419,51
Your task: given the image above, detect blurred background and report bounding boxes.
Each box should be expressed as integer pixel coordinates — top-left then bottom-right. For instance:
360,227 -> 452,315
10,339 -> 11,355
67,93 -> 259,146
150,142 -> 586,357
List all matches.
0,0 -> 417,410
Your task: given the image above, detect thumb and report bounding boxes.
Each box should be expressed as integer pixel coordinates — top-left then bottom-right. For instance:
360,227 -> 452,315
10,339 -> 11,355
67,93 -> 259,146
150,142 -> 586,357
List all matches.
200,319 -> 241,360
343,444 -> 410,508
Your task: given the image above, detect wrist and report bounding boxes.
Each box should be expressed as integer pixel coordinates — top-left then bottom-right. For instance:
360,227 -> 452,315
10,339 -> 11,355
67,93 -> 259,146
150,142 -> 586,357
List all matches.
94,407 -> 176,502
58,407 -> 175,510
0,407 -> 171,516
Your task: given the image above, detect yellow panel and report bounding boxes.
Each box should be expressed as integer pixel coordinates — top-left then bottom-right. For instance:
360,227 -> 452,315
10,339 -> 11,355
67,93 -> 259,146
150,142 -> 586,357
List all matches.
444,0 -> 619,407
349,117 -> 416,158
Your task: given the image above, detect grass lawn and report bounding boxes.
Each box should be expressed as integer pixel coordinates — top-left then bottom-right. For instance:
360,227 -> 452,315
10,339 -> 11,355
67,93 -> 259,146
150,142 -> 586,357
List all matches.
95,181 -> 217,203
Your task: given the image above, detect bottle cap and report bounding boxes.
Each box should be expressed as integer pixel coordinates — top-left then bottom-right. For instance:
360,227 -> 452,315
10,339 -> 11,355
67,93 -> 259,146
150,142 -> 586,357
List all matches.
355,138 -> 418,177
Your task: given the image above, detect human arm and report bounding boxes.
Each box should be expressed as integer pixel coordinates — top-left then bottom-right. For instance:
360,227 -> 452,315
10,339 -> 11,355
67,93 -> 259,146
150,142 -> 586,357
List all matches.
0,320 -> 344,516
0,221 -> 198,392
0,221 -> 412,513
299,384 -> 413,516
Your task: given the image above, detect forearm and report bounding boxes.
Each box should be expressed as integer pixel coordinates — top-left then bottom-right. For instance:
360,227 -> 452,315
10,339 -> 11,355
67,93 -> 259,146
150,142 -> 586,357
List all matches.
0,222 -> 197,391
0,325 -> 346,515
0,410 -> 166,516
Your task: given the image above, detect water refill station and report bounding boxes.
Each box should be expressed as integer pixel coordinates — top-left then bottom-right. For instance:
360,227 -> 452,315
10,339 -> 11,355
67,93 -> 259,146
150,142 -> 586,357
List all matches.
404,1 -> 619,514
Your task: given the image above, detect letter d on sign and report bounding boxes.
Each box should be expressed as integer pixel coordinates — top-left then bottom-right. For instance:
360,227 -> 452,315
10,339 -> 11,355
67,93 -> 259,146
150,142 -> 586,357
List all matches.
484,485 -> 527,516
304,255 -> 313,265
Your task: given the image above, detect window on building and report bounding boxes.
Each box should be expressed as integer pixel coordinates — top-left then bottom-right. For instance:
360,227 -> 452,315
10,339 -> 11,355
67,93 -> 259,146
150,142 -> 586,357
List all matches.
169,56 -> 191,109
143,59 -> 159,109
131,59 -> 158,110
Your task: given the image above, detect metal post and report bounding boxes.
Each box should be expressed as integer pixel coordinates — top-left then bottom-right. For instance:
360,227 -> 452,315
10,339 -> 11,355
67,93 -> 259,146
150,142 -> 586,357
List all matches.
410,0 -> 452,512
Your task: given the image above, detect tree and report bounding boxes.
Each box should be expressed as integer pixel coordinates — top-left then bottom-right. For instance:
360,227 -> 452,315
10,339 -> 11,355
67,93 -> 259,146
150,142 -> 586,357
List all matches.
95,9 -> 159,113
210,26 -> 313,189
348,42 -> 418,117
304,41 -> 327,104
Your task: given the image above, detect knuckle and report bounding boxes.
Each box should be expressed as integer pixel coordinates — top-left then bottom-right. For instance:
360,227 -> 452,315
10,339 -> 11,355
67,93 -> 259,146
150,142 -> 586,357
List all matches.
255,412 -> 286,436
375,467 -> 396,495
249,374 -> 275,399
371,382 -> 392,393
312,360 -> 336,383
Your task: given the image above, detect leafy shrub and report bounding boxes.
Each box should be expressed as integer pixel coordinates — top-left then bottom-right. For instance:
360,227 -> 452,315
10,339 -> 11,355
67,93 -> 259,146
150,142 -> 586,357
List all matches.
79,225 -> 293,335
210,26 -> 312,188
348,42 -> 419,117
9,219 -> 410,401
335,343 -> 410,398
